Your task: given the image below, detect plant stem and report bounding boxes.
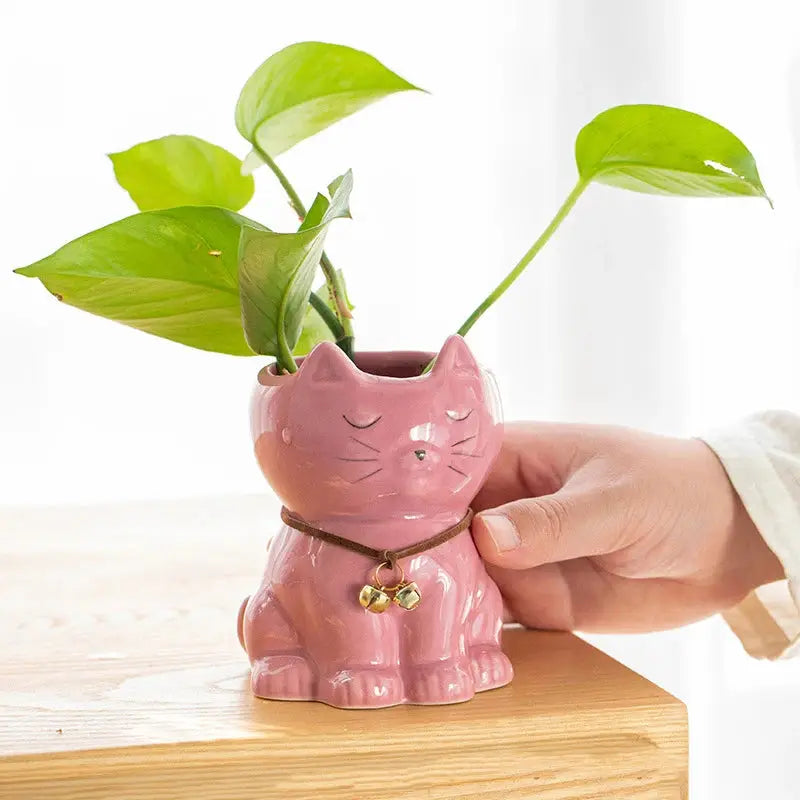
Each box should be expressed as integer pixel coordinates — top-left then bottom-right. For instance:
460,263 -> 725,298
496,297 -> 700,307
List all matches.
456,177 -> 590,338
276,335 -> 298,374
421,177 -> 590,375
253,144 -> 355,353
253,145 -> 307,219
309,290 -> 345,340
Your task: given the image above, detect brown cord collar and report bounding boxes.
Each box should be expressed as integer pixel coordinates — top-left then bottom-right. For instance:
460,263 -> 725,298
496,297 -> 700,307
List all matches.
280,507 -> 474,569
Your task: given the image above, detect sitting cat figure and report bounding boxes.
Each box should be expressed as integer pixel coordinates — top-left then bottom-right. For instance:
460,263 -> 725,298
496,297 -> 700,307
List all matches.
239,334 -> 513,708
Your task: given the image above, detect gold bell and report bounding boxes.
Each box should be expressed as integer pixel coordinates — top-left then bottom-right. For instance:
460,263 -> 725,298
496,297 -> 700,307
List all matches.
394,581 -> 421,611
359,584 -> 391,614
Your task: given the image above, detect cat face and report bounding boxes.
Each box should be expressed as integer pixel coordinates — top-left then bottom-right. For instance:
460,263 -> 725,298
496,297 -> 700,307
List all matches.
251,335 -> 502,521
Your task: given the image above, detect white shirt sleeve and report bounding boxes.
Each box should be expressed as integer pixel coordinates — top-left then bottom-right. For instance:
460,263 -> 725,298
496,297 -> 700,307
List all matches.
702,410 -> 800,659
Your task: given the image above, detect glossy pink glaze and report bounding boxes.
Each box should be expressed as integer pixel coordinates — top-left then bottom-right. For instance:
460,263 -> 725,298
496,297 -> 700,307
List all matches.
238,335 -> 512,708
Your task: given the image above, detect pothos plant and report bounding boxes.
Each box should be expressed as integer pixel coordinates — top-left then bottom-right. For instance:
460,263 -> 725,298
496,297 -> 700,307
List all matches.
15,42 -> 769,374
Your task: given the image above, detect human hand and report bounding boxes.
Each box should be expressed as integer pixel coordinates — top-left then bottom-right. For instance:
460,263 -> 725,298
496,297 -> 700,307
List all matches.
472,422 -> 785,632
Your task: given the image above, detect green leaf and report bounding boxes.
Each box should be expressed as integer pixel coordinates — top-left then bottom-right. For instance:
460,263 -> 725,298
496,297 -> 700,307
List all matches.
239,170 -> 353,359
240,149 -> 266,177
235,41 -> 422,159
299,173 -> 352,231
298,193 -> 330,232
328,173 -> 346,197
14,207 -> 266,355
294,291 -> 336,356
575,104 -> 769,202
109,135 -> 255,212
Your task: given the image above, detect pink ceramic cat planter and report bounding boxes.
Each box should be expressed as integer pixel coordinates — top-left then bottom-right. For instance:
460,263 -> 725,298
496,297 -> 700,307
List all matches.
238,335 -> 513,708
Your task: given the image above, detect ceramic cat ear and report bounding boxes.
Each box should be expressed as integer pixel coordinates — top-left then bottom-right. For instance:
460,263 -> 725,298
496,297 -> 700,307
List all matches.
431,335 -> 480,378
299,341 -> 358,384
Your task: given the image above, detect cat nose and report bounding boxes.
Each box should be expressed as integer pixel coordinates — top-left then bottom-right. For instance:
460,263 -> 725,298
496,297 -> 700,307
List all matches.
402,445 -> 439,470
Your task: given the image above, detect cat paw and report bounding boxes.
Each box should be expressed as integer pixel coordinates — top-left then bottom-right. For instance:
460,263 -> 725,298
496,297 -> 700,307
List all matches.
469,646 -> 513,692
318,667 -> 404,709
406,659 -> 474,705
251,655 -> 315,701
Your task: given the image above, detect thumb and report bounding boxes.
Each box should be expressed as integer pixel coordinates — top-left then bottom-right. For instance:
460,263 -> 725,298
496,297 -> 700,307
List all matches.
473,490 -> 622,569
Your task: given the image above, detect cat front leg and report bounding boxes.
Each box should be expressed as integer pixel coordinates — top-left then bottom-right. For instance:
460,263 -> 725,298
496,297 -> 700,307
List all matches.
400,557 -> 475,705
309,600 -> 404,709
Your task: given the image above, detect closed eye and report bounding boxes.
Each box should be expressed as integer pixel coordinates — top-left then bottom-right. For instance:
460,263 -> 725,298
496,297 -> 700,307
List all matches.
446,409 -> 473,422
343,414 -> 382,429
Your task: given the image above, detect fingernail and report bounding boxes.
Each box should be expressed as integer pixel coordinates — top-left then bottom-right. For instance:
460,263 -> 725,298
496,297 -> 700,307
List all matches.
479,514 -> 521,552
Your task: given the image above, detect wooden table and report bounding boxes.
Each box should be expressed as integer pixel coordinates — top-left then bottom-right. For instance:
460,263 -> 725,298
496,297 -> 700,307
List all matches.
0,497 -> 688,799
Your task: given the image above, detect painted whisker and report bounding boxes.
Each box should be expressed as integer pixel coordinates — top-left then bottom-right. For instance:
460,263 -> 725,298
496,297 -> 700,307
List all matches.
350,436 -> 381,452
337,456 -> 379,462
349,467 -> 383,484
451,434 -> 477,448
448,464 -> 470,478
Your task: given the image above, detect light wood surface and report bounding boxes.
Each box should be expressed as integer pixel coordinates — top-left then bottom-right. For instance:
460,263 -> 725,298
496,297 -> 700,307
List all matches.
0,496 -> 688,799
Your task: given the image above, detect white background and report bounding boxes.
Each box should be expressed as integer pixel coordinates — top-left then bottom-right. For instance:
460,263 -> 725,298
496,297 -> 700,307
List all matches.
3,1 -> 800,797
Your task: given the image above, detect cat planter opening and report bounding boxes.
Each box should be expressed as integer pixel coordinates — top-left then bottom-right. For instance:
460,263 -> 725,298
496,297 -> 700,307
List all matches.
238,335 -> 513,708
